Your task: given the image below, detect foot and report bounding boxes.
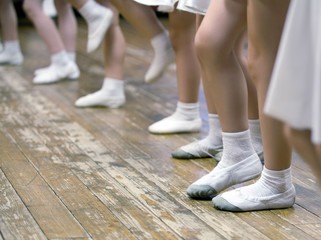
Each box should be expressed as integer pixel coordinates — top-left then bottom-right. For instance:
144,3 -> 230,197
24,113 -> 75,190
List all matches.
215,150 -> 264,164
34,64 -> 80,79
144,44 -> 175,83
33,61 -> 79,84
172,140 -> 223,159
75,89 -> 125,108
87,8 -> 113,53
186,153 -> 263,200
212,183 -> 296,212
0,51 -> 23,65
148,115 -> 202,134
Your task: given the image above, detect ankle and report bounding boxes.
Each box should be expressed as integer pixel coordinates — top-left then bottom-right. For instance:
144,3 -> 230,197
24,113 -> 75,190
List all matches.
50,51 -> 70,66
172,101 -> 200,121
261,166 -> 293,194
2,41 -> 22,53
220,130 -> 256,165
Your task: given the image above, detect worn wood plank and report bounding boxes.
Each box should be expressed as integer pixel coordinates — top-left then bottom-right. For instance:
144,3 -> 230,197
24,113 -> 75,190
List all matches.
0,82 -> 225,239
0,128 -> 90,240
0,168 -> 46,240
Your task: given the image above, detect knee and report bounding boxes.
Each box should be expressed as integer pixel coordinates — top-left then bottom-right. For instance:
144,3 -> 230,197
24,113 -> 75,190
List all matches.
23,1 -> 38,19
22,1 -> 34,18
194,28 -> 228,63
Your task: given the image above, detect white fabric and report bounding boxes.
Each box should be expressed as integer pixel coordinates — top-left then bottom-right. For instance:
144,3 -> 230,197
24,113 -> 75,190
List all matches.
75,78 -> 125,108
42,0 -> 57,17
134,0 -> 210,14
265,0 -> 321,144
187,153 -> 262,197
212,167 -> 295,211
177,0 -> 210,15
133,0 -> 177,12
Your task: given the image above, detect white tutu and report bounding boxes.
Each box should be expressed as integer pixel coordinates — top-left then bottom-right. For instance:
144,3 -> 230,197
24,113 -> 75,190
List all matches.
133,0 -> 178,12
177,0 -> 210,15
133,0 -> 210,14
264,0 -> 321,144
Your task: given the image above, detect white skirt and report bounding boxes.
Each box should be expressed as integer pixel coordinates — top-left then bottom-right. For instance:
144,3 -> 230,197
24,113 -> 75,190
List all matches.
133,0 -> 210,14
133,0 -> 177,12
264,0 -> 321,144
177,0 -> 210,15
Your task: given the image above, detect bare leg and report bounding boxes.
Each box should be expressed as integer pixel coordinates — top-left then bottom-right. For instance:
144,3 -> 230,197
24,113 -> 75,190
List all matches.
67,0 -> 113,52
0,0 -> 18,41
110,0 -> 175,83
286,127 -> 321,183
168,9 -> 200,104
75,2 -> 126,108
186,0 -> 262,200
110,0 -> 164,39
148,9 -> 202,134
235,31 -> 263,161
54,0 -> 77,54
212,0 -> 295,212
23,0 -> 65,54
24,0 -> 79,84
196,0 -> 248,133
247,0 -> 291,170
0,0 -> 23,65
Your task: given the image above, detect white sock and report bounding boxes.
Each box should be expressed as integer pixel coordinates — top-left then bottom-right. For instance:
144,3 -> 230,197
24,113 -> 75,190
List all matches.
67,52 -> 76,62
248,119 -> 263,155
151,31 -> 170,54
220,130 -> 256,167
79,0 -> 112,53
172,101 -> 200,121
51,51 -> 70,66
145,31 -> 174,83
3,41 -> 21,53
101,78 -> 124,96
34,51 -> 73,75
174,114 -> 222,158
78,0 -> 102,22
246,166 -> 293,197
201,114 -> 222,147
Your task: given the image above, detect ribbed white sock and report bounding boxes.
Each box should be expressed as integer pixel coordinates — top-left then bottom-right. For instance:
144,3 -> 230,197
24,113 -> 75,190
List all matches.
220,130 -> 256,167
201,114 -> 222,147
177,114 -> 222,158
257,166 -> 293,195
172,101 -> 200,121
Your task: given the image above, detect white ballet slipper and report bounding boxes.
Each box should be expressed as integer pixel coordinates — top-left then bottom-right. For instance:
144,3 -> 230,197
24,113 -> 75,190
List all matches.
186,153 -> 263,199
33,61 -> 79,84
0,51 -> 23,65
148,115 -> 202,134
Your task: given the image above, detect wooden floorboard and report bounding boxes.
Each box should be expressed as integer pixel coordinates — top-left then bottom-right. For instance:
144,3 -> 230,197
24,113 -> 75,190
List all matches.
0,17 -> 321,240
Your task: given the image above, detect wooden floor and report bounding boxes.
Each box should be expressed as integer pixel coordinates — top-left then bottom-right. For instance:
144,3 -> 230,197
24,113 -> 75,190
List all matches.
1,17 -> 321,240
